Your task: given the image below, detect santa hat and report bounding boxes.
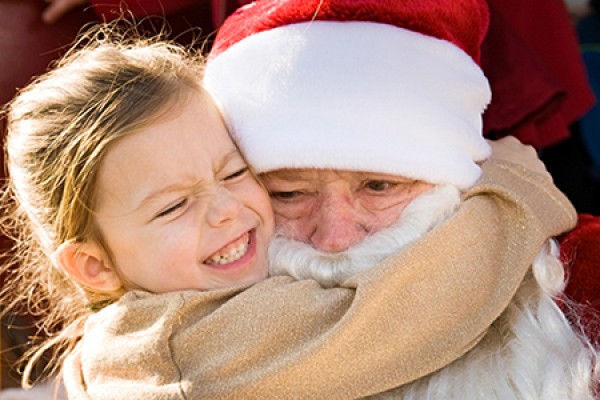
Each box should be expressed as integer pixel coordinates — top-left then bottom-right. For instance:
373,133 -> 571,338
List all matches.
204,0 -> 492,189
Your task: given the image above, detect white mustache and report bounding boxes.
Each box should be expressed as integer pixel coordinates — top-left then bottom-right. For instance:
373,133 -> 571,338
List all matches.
268,185 -> 461,287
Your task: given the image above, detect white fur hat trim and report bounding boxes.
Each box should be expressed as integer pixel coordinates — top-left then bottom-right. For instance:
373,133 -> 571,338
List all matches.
205,21 -> 492,189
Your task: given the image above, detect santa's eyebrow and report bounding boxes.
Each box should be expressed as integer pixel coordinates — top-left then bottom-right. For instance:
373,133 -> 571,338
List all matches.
260,169 -> 319,181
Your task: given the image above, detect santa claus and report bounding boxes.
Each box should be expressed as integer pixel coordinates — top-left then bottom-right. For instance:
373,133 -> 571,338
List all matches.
204,0 -> 600,398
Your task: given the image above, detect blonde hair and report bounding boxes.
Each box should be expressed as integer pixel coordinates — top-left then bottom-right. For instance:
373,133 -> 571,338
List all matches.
0,24 -> 206,386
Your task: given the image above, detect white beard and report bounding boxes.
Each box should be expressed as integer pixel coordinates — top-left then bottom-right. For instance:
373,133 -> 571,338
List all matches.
268,185 -> 599,399
268,184 -> 461,287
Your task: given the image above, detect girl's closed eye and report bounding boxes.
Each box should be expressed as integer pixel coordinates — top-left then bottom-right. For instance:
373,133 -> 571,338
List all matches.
154,198 -> 188,220
223,167 -> 249,181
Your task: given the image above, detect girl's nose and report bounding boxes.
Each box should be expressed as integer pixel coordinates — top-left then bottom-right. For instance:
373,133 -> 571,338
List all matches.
206,187 -> 243,227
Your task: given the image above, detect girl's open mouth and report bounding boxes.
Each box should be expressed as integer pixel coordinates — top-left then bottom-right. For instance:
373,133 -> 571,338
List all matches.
204,230 -> 252,266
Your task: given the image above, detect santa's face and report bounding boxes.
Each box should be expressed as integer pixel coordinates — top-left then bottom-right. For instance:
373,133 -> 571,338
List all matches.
261,169 -> 434,253
266,184 -> 460,286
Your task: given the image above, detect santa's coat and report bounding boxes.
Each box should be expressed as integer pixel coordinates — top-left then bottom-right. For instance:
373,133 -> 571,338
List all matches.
560,213 -> 600,348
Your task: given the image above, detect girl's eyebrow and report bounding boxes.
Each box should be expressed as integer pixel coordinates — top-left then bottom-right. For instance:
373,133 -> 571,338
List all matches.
216,149 -> 243,172
137,182 -> 198,211
138,150 -> 243,210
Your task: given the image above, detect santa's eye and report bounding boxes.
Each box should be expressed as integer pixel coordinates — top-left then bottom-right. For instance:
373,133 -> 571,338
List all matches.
269,190 -> 305,200
364,180 -> 394,192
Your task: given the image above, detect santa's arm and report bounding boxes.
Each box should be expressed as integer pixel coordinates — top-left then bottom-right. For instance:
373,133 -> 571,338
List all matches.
486,136 -> 552,179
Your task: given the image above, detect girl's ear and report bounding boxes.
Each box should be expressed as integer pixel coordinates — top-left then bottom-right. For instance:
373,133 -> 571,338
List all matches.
52,242 -> 122,292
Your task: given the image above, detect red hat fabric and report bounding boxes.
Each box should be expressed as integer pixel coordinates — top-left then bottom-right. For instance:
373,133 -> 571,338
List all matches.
210,0 -> 489,64
205,0 -> 493,189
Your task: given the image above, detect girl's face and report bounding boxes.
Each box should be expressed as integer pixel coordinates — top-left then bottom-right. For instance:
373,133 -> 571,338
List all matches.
93,92 -> 274,292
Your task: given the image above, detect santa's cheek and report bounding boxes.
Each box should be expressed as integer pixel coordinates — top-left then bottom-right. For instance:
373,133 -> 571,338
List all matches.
273,218 -> 311,241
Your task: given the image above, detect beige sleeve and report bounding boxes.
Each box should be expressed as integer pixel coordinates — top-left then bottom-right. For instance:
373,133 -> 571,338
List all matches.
172,159 -> 577,399
70,159 -> 576,400
471,157 -> 576,237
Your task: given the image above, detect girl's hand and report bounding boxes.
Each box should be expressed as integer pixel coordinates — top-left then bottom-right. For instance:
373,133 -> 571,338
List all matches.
488,136 -> 552,180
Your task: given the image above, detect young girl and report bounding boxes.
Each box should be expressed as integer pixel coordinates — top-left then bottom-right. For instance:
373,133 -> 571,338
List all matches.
1,26 -> 274,389
0,27 -> 582,400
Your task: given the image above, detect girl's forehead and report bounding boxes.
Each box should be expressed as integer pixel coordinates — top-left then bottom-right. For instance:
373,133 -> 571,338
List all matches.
94,93 -> 237,214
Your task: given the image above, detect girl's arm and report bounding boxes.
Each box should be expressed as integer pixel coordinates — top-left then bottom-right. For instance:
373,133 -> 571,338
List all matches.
64,153 -> 576,399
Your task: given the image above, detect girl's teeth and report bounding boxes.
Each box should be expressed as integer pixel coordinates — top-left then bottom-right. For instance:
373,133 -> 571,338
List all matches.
206,238 -> 250,265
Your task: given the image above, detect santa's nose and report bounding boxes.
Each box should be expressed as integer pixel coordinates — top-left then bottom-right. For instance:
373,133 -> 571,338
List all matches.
309,192 -> 367,253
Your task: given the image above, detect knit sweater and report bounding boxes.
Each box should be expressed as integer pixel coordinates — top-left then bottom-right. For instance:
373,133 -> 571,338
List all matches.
63,159 -> 576,399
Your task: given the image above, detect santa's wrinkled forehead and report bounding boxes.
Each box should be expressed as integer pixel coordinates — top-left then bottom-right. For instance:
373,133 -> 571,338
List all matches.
260,168 -> 421,185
